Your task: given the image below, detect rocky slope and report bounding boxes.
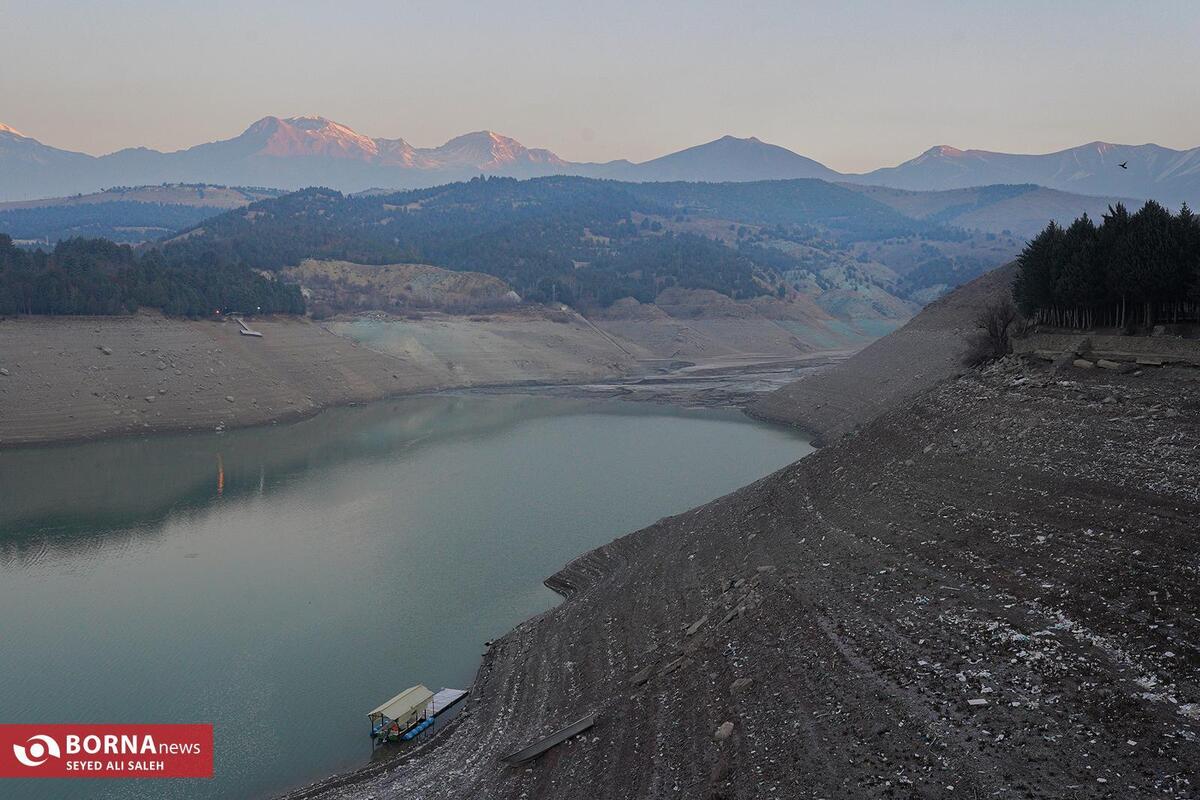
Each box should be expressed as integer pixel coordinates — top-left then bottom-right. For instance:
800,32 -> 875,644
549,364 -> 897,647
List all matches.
748,263 -> 1017,444
282,355 -> 1200,800
285,259 -> 515,313
587,289 -> 876,361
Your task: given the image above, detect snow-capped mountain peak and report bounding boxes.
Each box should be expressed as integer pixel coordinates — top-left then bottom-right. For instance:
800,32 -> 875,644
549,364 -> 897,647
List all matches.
241,115 -> 380,159
423,130 -> 567,169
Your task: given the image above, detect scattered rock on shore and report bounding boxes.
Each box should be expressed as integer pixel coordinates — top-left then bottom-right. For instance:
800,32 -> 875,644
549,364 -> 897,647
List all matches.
296,359 -> 1200,800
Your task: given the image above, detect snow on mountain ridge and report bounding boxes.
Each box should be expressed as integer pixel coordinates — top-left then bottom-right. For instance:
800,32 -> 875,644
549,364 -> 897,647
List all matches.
246,116 -> 381,160
418,130 -> 568,168
2,115 -> 1199,203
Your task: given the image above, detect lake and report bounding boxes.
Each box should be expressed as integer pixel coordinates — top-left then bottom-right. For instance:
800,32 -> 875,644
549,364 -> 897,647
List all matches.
0,394 -> 810,800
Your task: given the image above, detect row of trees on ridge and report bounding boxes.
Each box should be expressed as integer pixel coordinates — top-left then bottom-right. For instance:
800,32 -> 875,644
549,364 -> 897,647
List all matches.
1013,201 -> 1200,328
0,235 -> 304,317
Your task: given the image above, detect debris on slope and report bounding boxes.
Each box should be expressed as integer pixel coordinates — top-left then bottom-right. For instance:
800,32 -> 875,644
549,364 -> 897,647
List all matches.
284,358 -> 1199,800
748,263 -> 1017,444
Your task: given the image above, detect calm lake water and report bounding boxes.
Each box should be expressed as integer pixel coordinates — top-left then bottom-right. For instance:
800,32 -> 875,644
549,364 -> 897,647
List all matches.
0,394 -> 810,800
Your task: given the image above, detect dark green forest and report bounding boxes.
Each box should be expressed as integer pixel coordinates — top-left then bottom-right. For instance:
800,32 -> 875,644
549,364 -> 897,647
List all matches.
1014,201 -> 1200,328
0,175 -> 1006,318
624,181 -> 964,243
0,235 -> 304,317
0,202 -> 217,244
158,176 -> 966,307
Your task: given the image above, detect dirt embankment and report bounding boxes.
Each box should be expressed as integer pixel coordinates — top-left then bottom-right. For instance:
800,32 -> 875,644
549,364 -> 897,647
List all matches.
285,356 -> 1200,800
325,308 -> 647,388
0,299 -> 862,447
0,314 -> 421,447
748,263 -> 1017,444
0,309 -> 645,448
286,258 -> 515,313
588,288 -> 883,362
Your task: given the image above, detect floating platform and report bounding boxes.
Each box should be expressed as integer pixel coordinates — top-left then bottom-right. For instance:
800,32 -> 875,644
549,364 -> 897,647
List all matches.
369,685 -> 468,743
427,688 -> 468,717
370,685 -> 434,739
401,717 -> 434,741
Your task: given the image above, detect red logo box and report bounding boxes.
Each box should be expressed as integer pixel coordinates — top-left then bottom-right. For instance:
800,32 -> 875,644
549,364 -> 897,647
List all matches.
0,724 -> 213,779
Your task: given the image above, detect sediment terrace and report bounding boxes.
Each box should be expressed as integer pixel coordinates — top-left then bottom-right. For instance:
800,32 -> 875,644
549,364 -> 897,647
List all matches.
286,357 -> 1199,799
0,303 -> 852,447
0,309 -> 644,447
749,264 -> 1016,444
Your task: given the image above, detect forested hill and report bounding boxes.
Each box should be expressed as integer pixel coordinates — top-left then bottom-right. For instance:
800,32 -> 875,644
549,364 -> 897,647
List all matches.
0,202 -> 219,245
160,176 -> 991,307
0,235 -> 304,317
0,184 -> 284,244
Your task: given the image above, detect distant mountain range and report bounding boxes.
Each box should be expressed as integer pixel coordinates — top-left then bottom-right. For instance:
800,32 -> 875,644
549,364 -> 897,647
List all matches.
856,142 -> 1200,206
2,115 -> 1197,205
0,178 -> 1130,246
0,117 -> 570,200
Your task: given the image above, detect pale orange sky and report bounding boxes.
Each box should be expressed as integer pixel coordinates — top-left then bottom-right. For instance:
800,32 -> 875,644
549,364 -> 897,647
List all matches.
2,0 -> 1198,172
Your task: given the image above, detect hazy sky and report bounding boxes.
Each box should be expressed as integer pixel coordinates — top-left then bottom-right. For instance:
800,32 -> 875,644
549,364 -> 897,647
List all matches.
3,0 -> 1197,172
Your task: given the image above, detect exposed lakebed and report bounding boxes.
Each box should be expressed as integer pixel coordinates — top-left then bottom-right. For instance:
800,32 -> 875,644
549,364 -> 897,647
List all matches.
0,393 -> 809,800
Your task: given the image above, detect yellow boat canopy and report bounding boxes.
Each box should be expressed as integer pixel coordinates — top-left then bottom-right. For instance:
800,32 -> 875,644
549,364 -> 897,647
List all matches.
368,685 -> 434,723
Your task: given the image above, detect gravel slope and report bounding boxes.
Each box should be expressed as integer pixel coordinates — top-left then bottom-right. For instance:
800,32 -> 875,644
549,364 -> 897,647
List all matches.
284,357 -> 1200,800
748,264 -> 1017,444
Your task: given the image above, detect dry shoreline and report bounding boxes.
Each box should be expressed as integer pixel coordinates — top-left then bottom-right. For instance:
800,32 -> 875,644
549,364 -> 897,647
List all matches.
0,313 -> 411,448
0,310 -> 630,449
748,263 -> 1017,445
0,311 -> 843,449
10,292 -> 1197,799
283,356 -> 1200,800
275,261 -> 1200,799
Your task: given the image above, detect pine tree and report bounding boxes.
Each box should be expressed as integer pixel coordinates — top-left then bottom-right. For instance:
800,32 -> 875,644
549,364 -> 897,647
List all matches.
1055,214 -> 1100,327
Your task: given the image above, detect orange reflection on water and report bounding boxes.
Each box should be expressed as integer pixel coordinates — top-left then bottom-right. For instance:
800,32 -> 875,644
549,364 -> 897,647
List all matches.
217,454 -> 225,496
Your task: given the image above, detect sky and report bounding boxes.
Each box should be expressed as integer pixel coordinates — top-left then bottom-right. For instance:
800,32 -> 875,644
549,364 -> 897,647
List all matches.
2,0 -> 1198,172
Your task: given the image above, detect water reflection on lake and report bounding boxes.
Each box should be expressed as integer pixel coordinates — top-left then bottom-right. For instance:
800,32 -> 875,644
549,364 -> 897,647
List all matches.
0,394 -> 810,800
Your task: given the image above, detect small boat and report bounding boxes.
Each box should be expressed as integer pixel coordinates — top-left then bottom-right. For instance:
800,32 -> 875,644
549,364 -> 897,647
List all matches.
235,317 -> 263,337
501,712 -> 598,765
369,685 -> 435,741
368,685 -> 469,745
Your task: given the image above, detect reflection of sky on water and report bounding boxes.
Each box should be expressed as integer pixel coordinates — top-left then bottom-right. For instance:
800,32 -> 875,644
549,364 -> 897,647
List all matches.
0,394 -> 810,800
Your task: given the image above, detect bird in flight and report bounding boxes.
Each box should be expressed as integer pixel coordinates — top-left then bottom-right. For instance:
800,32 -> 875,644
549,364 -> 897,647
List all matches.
1118,161 -> 1128,169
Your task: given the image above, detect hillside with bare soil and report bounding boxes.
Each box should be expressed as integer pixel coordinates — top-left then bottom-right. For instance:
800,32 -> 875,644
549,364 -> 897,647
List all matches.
284,356 -> 1200,800
0,310 -> 641,447
286,258 -> 515,313
588,288 -> 881,361
749,263 -> 1017,443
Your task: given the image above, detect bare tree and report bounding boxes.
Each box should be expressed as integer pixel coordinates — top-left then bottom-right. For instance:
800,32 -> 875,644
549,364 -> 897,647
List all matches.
963,301 -> 1019,366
